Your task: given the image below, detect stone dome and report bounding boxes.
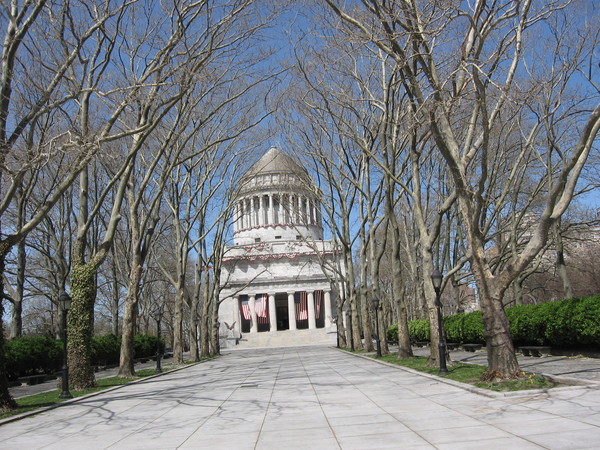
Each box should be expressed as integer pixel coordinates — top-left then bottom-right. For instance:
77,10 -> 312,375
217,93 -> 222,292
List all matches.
233,147 -> 323,245
240,147 -> 311,194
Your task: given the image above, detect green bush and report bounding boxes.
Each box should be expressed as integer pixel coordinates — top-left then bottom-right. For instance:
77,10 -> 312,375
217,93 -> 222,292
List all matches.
91,334 -> 121,365
134,334 -> 161,358
405,295 -> 600,349
387,323 -> 399,342
460,311 -> 485,344
408,319 -> 430,341
4,336 -> 63,380
443,314 -> 463,343
543,296 -> 600,346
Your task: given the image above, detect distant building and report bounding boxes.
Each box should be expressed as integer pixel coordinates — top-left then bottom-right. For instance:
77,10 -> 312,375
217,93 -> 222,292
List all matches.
218,148 -> 343,348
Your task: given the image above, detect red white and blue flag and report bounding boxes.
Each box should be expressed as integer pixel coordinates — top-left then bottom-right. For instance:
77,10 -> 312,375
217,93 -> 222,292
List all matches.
315,290 -> 323,320
295,292 -> 308,321
241,298 -> 251,321
255,294 -> 269,324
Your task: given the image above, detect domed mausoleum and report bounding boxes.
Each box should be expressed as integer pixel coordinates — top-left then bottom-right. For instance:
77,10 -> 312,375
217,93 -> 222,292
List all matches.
218,147 -> 343,348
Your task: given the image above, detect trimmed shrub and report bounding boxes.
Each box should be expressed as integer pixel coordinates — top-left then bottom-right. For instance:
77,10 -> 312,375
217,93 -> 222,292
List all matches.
4,336 -> 63,380
387,323 -> 399,342
408,319 -> 430,341
460,311 -> 485,344
390,294 -> 600,349
91,334 -> 121,365
442,314 -> 463,343
134,334 -> 161,358
544,296 -> 600,347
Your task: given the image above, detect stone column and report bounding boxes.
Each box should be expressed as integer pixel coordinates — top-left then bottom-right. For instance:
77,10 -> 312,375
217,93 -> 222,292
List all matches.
259,195 -> 264,226
278,194 -> 284,223
268,293 -> 277,332
307,291 -> 316,330
249,197 -> 255,228
268,194 -> 274,225
298,195 -> 303,224
287,292 -> 296,331
289,194 -> 295,224
249,295 -> 257,333
324,290 -> 333,327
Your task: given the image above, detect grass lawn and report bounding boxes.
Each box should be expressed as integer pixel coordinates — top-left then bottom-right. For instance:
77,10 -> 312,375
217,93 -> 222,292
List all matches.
0,368 -> 172,421
375,354 -> 560,392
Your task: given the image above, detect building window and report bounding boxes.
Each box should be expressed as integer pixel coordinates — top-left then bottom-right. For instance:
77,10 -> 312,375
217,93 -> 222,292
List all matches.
255,238 -> 261,243
275,235 -> 281,239
296,235 -> 301,240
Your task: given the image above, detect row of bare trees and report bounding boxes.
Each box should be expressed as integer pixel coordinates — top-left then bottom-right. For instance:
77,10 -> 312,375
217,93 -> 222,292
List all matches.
1,0 -> 599,413
282,0 -> 600,379
0,0 -> 280,411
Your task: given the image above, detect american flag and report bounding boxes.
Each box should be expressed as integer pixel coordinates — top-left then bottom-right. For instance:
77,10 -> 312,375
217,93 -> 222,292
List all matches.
315,290 -> 323,320
295,292 -> 308,321
255,294 -> 269,324
240,298 -> 251,321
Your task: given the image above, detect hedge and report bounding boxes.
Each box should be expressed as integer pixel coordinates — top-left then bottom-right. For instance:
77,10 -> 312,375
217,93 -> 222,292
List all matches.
4,336 -> 63,380
6,333 -> 164,379
387,294 -> 600,348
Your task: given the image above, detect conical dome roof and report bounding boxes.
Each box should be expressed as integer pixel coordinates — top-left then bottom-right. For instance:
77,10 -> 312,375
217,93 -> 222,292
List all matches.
240,147 -> 311,194
244,147 -> 309,178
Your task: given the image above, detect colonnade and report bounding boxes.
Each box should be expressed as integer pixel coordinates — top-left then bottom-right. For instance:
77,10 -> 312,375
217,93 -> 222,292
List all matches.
243,290 -> 332,333
234,193 -> 320,231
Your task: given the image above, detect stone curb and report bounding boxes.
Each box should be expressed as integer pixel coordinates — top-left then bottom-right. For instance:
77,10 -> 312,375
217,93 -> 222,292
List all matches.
336,348 -> 600,399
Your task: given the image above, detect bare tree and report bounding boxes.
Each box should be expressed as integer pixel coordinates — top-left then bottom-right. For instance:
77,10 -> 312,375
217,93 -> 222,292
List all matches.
324,0 -> 600,379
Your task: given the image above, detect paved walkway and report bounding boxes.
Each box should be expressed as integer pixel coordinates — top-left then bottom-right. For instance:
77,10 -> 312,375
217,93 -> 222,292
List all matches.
1,346 -> 600,449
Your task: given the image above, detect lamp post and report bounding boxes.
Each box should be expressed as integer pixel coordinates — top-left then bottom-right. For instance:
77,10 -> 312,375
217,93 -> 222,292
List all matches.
58,291 -> 72,399
342,303 -> 354,351
371,297 -> 382,358
431,269 -> 448,375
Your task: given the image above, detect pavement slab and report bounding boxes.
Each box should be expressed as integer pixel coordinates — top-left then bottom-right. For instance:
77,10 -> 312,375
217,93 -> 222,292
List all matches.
1,345 -> 600,449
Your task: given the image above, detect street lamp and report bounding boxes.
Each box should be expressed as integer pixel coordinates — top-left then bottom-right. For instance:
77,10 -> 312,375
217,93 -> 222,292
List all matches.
58,291 -> 72,399
431,269 -> 448,375
342,303 -> 354,351
371,297 -> 382,358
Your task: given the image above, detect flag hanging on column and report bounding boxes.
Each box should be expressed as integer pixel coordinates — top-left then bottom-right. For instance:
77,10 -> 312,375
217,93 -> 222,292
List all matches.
240,298 -> 251,321
255,294 -> 269,324
315,290 -> 323,320
295,292 -> 308,321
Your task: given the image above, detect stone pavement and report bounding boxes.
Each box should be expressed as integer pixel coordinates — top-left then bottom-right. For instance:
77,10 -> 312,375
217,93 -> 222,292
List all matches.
1,345 -> 600,449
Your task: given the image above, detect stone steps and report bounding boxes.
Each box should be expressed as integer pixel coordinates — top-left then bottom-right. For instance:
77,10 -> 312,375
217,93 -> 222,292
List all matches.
230,327 -> 337,349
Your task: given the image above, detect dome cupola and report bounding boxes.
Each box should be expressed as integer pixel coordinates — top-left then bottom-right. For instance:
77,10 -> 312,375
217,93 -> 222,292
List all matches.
233,147 -> 323,245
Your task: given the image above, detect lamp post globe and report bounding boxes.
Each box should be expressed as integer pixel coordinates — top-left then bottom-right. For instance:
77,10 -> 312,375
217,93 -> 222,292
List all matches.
371,297 -> 382,358
430,269 -> 448,375
58,291 -> 73,399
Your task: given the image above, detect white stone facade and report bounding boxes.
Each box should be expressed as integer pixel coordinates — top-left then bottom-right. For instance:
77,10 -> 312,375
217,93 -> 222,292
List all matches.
218,148 -> 342,347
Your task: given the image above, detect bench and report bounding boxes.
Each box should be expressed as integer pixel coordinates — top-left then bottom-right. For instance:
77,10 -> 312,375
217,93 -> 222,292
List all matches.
446,343 -> 459,350
413,341 -> 429,348
462,344 -> 483,352
519,346 -> 552,357
18,374 -> 48,386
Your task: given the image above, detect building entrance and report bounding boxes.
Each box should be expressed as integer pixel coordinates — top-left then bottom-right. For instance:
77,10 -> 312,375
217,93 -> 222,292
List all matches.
275,295 -> 289,330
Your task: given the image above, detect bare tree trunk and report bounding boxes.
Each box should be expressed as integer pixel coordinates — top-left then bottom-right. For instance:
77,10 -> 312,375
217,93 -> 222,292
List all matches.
173,284 -> 185,363
189,298 -> 200,362
119,260 -> 142,377
554,220 -> 573,299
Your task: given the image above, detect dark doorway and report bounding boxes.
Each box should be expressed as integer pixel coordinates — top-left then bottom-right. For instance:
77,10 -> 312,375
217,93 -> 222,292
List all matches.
275,294 -> 289,330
